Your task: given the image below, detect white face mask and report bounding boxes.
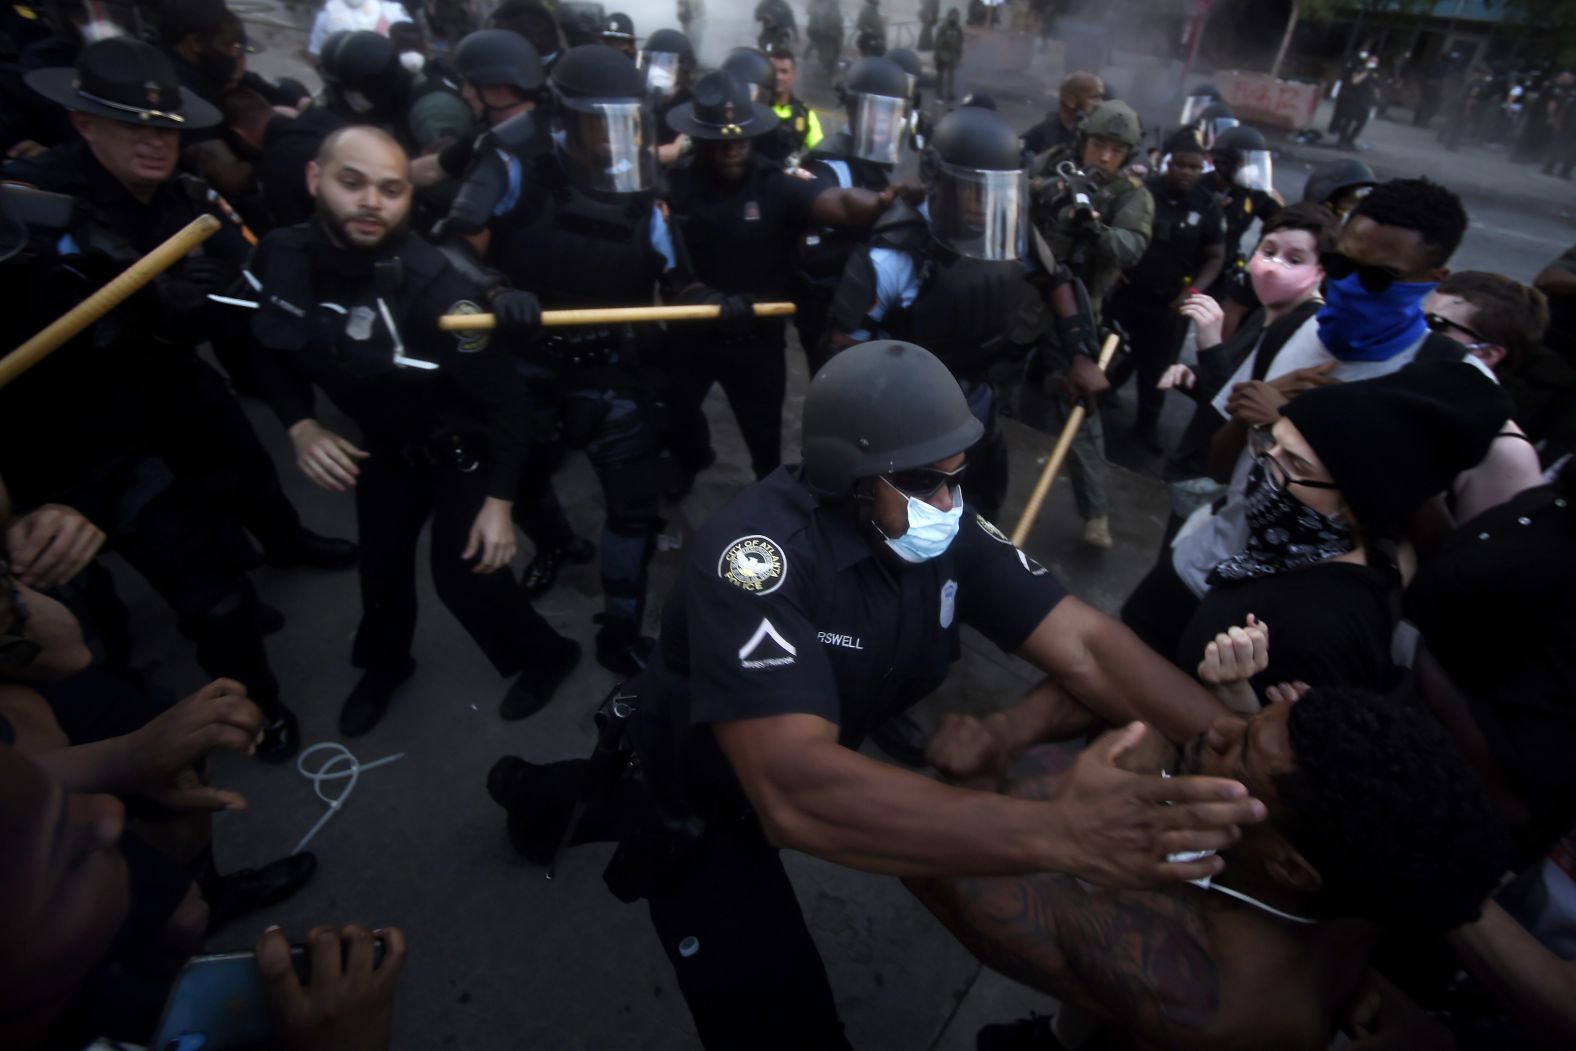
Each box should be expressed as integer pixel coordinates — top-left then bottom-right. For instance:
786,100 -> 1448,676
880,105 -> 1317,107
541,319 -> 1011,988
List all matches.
399,50 -> 426,74
342,0 -> 369,9
880,482 -> 964,563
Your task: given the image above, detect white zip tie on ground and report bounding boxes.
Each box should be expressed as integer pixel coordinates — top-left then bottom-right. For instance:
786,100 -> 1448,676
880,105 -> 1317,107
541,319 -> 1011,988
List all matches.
293,742 -> 404,855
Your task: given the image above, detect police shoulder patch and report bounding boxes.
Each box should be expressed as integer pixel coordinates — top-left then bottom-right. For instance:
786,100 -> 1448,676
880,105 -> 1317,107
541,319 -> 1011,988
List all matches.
718,534 -> 787,594
449,300 -> 489,352
975,513 -> 1013,545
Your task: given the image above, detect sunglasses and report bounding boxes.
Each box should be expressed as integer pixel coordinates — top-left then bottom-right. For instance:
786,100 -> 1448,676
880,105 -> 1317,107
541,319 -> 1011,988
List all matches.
883,463 -> 967,498
1248,427 -> 1340,493
1424,312 -> 1490,346
1319,251 -> 1404,294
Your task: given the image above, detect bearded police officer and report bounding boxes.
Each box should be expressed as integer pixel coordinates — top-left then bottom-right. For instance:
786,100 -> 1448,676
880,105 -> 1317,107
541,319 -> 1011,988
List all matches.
1021,98 -> 1153,549
247,126 -> 580,735
795,55 -> 908,372
483,45 -> 720,675
488,340 -> 1263,1051
662,70 -> 907,491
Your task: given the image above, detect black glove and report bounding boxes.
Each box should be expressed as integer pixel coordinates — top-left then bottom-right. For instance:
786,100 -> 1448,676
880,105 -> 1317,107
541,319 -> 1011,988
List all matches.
716,293 -> 756,338
490,288 -> 542,338
177,254 -> 238,294
1053,311 -> 1097,361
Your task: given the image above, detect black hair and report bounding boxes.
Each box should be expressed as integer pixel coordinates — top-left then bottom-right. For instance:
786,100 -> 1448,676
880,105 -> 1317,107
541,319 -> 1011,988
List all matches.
1350,177 -> 1468,268
1275,687 -> 1508,934
1165,128 -> 1206,156
1260,200 -> 1339,256
768,46 -> 796,65
159,0 -> 226,45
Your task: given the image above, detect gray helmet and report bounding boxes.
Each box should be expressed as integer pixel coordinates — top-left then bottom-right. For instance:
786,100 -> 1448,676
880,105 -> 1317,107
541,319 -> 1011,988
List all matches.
802,341 -> 983,497
454,29 -> 545,93
1303,158 -> 1376,209
1081,99 -> 1143,146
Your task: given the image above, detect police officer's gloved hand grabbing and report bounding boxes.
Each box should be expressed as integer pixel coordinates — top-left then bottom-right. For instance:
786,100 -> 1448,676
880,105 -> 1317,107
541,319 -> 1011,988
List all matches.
156,254 -> 238,313
693,290 -> 755,337
1054,313 -> 1110,406
490,288 -> 543,339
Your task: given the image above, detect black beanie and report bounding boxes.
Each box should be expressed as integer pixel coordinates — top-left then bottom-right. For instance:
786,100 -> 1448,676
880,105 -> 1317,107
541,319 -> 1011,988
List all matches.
1279,361 -> 1513,538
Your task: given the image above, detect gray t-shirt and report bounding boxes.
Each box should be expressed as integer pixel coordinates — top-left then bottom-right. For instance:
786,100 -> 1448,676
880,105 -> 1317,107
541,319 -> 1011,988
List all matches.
1172,315 -> 1426,597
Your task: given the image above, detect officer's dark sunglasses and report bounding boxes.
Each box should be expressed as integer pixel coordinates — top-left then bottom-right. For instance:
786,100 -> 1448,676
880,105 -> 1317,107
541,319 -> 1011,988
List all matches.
1424,312 -> 1489,344
1319,250 -> 1404,294
884,463 -> 967,498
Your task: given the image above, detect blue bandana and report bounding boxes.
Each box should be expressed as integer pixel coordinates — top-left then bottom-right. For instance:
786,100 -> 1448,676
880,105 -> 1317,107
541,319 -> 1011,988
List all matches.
1315,272 -> 1434,362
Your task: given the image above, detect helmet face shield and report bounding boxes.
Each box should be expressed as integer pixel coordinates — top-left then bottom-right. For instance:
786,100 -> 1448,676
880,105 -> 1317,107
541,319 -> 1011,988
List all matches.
849,92 -> 906,164
927,162 -> 1025,261
1179,94 -> 1215,128
1233,149 -> 1274,192
642,51 -> 680,98
1200,115 -> 1239,149
559,98 -> 653,193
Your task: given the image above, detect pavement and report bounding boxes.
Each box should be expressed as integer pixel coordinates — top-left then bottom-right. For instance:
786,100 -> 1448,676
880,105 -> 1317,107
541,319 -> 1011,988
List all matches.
95,5 -> 1576,1049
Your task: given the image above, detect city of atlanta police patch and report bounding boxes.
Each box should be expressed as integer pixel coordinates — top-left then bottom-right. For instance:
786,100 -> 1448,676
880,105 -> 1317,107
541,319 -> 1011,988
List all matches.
976,514 -> 1013,544
448,300 -> 489,353
719,534 -> 787,594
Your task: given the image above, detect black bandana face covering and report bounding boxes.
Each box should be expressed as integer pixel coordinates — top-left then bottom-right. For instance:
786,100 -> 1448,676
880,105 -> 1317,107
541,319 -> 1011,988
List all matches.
1209,461 -> 1354,584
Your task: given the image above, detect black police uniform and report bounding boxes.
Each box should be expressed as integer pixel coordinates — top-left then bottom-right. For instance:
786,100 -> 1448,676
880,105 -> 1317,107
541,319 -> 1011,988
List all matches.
247,221 -> 565,675
0,141 -> 300,710
664,152 -> 827,479
487,147 -> 684,638
794,131 -> 893,373
1214,179 -> 1280,308
1106,170 -> 1225,433
623,469 -> 1068,1048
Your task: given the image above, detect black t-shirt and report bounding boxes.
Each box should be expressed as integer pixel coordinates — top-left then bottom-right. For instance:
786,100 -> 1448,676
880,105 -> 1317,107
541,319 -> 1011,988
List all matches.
1124,173 -> 1224,301
1021,114 -> 1077,157
1178,560 -> 1395,695
634,466 -> 1067,812
664,151 -> 826,298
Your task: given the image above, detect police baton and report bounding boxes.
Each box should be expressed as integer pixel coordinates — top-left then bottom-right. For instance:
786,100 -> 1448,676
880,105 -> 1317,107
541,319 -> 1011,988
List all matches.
439,301 -> 797,330
1010,332 -> 1121,547
0,214 -> 223,391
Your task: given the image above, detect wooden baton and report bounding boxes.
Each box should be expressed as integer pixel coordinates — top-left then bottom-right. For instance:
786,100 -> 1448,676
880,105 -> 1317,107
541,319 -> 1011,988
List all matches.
438,300 -> 797,331
0,213 -> 223,391
1010,332 -> 1121,547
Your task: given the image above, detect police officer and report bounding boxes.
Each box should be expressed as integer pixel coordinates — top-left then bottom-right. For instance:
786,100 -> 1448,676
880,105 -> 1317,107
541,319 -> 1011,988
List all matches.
1019,70 -> 1103,156
1022,98 -> 1152,548
643,26 -> 697,166
1104,131 -> 1226,453
487,340 -> 1264,1051
317,30 -> 424,153
720,46 -> 789,164
805,0 -> 843,78
662,70 -> 902,490
826,105 -> 1093,525
767,47 -> 823,158
247,126 -> 580,734
932,7 -> 965,103
855,0 -> 885,56
1206,123 -> 1281,341
794,54 -> 908,371
483,45 -> 709,675
601,12 -> 638,60
2,37 -> 353,759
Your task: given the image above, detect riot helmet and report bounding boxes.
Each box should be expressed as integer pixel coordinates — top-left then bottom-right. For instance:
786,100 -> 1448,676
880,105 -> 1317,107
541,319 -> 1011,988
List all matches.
550,44 -> 653,193
886,47 -> 921,97
1195,100 -> 1238,149
1212,124 -> 1272,191
1302,158 -> 1375,216
319,30 -> 409,119
641,27 -> 693,99
841,56 -> 909,165
722,46 -> 774,103
1178,82 -> 1221,127
454,28 -> 545,94
802,340 -> 983,498
926,105 -> 1026,261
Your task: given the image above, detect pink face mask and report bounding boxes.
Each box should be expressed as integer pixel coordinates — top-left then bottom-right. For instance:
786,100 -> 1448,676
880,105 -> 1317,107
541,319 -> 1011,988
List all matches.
1248,251 -> 1322,308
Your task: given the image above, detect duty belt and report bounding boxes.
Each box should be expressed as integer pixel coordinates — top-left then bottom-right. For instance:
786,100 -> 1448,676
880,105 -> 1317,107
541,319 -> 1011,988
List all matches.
537,326 -> 626,370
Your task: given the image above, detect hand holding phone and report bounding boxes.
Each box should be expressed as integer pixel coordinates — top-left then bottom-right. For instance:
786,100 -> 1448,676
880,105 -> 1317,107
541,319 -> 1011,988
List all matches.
259,924 -> 407,1051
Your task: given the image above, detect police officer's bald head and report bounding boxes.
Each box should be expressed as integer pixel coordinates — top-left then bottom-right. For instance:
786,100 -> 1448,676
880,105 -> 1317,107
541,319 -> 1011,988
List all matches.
307,126 -> 413,250
1059,71 -> 1103,117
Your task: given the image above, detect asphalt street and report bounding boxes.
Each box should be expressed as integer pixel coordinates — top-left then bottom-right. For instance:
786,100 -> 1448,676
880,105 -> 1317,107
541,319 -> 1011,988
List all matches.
90,6 -> 1576,1048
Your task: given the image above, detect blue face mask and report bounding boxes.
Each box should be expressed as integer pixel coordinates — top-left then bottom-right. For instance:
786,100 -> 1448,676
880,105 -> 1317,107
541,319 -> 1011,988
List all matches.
881,483 -> 964,563
1316,271 -> 1435,362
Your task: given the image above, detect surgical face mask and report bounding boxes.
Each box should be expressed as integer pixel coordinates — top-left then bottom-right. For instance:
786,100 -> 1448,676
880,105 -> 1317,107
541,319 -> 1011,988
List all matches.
1248,250 -> 1320,308
399,50 -> 426,74
880,482 -> 964,563
343,89 -> 376,115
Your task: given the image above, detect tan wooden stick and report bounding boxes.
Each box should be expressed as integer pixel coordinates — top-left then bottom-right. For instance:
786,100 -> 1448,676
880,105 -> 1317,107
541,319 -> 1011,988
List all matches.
439,300 -> 798,331
1010,332 -> 1121,547
0,214 -> 222,391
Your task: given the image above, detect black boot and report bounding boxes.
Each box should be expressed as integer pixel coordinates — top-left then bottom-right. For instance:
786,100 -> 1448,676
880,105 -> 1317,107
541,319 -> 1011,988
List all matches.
499,637 -> 582,721
521,538 -> 596,599
265,529 -> 359,570
486,757 -> 583,864
593,615 -> 655,677
201,851 -> 319,934
339,657 -> 416,737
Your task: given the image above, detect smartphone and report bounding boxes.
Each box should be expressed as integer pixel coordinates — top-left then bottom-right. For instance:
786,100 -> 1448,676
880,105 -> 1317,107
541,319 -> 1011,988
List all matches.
150,940 -> 385,1051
